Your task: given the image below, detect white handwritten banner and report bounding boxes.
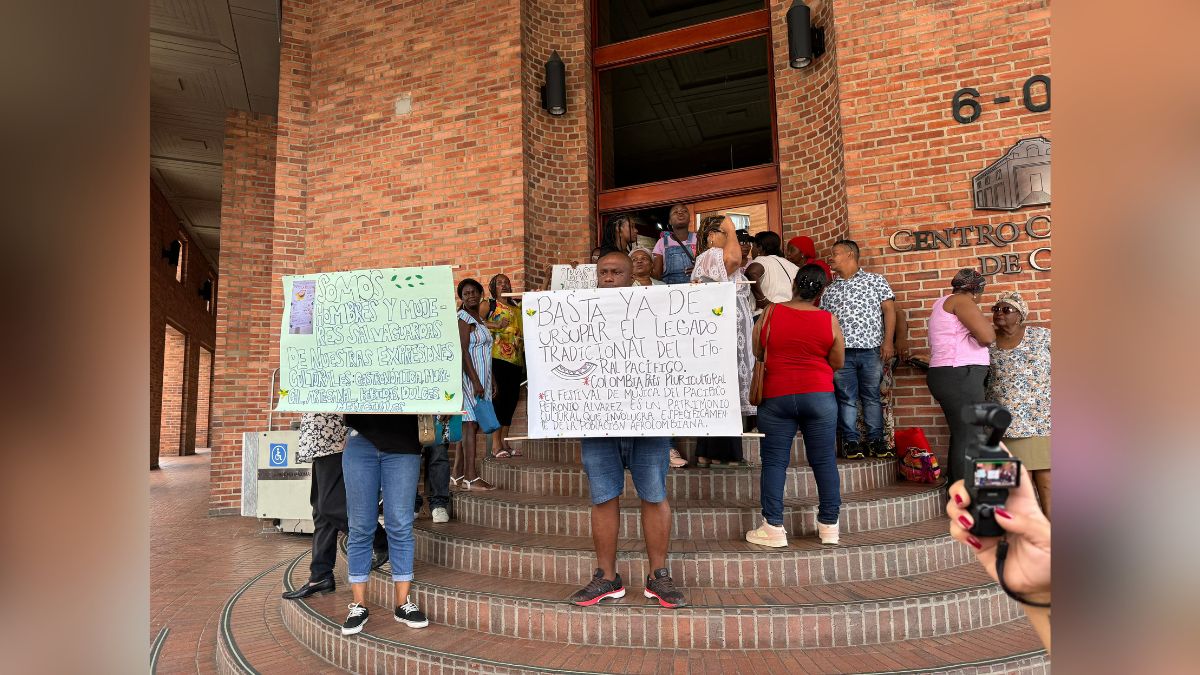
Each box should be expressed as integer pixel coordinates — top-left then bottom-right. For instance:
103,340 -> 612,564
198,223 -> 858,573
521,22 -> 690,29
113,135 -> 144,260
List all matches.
550,264 -> 596,290
524,284 -> 741,438
276,266 -> 462,413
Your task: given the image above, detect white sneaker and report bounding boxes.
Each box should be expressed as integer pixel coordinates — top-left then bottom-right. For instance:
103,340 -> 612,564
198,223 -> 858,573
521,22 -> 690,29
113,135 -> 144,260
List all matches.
431,507 -> 449,523
818,521 -> 840,546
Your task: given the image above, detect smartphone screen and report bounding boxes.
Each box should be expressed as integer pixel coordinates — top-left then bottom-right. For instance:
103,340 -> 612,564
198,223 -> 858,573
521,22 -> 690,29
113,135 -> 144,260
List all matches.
973,458 -> 1020,488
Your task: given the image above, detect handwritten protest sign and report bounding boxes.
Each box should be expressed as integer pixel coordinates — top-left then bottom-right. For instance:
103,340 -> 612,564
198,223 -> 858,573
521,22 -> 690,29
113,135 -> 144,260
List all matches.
276,266 -> 462,413
550,264 -> 596,290
523,283 -> 741,437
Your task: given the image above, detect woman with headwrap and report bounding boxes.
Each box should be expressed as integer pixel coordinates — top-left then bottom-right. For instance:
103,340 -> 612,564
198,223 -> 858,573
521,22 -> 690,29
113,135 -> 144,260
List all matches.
926,268 -> 996,486
785,236 -> 832,282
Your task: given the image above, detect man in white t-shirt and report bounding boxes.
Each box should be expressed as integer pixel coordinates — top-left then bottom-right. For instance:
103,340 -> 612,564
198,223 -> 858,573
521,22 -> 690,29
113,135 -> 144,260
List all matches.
744,231 -> 798,316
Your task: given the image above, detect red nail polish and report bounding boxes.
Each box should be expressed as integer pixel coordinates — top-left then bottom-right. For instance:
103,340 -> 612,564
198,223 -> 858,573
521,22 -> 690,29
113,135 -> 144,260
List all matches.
995,507 -> 1013,519
958,515 -> 973,529
953,493 -> 963,505
966,536 -> 982,549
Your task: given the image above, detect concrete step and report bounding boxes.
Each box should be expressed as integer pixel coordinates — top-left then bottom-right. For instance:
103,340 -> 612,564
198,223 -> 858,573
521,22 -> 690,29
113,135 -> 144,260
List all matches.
348,558 -> 1022,649
411,517 -> 973,587
283,554 -> 1048,672
480,454 -> 897,499
451,482 -> 945,539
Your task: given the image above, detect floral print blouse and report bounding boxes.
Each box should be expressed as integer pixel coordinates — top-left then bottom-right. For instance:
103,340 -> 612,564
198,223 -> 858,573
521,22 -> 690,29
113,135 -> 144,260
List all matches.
297,412 -> 350,463
986,326 -> 1051,438
488,300 -> 524,367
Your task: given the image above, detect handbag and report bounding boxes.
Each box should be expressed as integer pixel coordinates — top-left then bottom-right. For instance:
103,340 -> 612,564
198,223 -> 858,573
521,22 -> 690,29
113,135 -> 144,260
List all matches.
748,304 -> 775,406
472,398 -> 501,434
417,415 -> 436,446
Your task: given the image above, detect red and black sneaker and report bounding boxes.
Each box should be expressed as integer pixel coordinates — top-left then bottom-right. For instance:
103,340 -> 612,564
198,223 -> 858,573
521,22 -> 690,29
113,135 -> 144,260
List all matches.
569,568 -> 625,607
644,568 -> 688,608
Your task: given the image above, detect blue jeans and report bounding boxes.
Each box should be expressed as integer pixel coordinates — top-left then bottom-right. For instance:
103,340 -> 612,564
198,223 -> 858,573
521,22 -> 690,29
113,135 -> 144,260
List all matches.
756,392 -> 841,526
342,432 -> 421,583
579,436 -> 670,505
833,347 -> 884,443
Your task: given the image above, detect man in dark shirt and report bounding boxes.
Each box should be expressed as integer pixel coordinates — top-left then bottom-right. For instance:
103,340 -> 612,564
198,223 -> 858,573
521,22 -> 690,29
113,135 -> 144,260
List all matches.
568,251 -> 687,609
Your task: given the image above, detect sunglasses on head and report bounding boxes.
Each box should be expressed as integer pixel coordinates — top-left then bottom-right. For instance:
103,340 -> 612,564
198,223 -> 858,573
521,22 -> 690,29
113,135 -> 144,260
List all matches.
991,304 -> 1019,314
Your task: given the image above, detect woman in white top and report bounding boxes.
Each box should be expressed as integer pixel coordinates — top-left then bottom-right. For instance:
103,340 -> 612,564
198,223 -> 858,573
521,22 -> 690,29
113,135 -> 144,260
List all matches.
744,231 -> 799,316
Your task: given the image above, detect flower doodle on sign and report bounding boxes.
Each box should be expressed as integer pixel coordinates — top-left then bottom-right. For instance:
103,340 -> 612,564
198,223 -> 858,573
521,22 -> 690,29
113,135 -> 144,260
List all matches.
443,391 -> 456,401
525,308 -> 537,317
278,389 -> 288,398
711,306 -> 724,316
550,362 -> 598,381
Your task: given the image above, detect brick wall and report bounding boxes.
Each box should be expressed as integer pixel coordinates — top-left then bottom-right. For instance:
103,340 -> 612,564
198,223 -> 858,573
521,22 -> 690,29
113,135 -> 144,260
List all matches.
210,109 -> 277,513
150,182 -> 217,468
196,347 -> 213,447
772,0 -> 850,251
159,325 -> 186,456
520,0 -> 594,291
831,0 -> 1052,451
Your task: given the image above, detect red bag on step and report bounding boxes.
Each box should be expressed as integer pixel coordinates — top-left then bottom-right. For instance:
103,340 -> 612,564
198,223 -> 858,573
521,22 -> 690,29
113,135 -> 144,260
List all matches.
893,428 -> 942,484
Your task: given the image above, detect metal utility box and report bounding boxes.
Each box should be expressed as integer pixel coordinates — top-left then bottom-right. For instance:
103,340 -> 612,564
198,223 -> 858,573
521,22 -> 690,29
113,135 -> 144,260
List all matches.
240,431 -> 314,526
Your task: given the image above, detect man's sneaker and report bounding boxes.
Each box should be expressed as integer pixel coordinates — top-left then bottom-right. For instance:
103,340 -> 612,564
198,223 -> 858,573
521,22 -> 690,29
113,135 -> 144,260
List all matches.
840,439 -> 866,460
870,438 -> 894,458
745,520 -> 788,548
569,568 -> 625,606
644,568 -> 688,608
394,600 -> 429,628
431,506 -> 450,523
341,603 -> 369,635
669,447 -> 688,468
818,521 -> 840,545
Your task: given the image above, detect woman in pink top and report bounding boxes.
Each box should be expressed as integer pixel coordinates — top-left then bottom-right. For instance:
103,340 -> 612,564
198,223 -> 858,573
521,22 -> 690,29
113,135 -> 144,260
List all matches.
926,269 -> 996,486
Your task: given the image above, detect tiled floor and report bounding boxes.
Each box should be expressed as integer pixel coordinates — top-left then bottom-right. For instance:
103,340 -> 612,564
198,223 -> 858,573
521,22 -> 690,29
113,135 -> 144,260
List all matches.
151,451 -> 308,673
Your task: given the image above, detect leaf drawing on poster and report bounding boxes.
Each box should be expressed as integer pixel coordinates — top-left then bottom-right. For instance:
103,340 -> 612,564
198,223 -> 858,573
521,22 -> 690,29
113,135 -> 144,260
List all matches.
276,266 -> 462,413
550,264 -> 597,290
523,284 -> 741,438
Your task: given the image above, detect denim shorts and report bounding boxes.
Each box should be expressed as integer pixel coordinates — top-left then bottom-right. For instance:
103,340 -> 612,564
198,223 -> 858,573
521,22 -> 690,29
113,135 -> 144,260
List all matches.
579,436 -> 670,505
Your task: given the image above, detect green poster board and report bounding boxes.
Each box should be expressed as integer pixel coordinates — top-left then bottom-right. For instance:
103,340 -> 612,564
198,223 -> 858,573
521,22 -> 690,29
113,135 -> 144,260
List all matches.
276,265 -> 462,413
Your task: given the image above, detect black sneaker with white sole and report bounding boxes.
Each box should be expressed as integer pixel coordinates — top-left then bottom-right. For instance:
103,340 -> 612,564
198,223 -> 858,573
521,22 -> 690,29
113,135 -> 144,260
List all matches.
569,568 -> 626,606
644,568 -> 688,608
341,603 -> 369,635
394,600 -> 429,628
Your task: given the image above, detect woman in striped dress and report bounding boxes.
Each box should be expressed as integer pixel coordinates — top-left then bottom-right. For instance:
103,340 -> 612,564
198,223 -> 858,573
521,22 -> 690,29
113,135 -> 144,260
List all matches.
450,278 -> 496,490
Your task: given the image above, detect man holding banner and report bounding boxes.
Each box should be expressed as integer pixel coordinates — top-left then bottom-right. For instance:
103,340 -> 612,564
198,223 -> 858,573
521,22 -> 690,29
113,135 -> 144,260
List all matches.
559,251 -> 688,609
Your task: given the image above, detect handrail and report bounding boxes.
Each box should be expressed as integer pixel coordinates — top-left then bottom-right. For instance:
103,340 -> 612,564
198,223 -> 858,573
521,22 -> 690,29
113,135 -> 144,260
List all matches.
266,367 -> 279,430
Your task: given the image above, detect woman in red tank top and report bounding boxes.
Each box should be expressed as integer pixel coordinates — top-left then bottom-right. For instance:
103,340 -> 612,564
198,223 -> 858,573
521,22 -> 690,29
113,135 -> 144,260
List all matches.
746,264 -> 846,548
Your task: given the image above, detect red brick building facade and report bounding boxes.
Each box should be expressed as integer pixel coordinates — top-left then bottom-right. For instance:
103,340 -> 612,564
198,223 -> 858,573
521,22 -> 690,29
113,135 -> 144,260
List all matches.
209,0 -> 1050,511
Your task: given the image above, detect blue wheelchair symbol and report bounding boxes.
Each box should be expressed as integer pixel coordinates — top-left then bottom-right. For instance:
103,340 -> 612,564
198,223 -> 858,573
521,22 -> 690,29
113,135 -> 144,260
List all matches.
269,443 -> 288,467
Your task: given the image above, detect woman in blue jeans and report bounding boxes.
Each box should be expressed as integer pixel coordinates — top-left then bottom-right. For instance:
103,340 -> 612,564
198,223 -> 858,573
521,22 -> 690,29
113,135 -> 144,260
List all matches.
747,264 -> 846,547
339,414 -> 430,635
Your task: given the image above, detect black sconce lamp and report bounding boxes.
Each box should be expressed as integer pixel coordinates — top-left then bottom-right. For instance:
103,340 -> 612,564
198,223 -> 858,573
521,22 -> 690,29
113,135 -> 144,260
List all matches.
541,51 -> 566,116
198,279 -> 213,301
786,1 -> 826,69
162,239 -> 182,266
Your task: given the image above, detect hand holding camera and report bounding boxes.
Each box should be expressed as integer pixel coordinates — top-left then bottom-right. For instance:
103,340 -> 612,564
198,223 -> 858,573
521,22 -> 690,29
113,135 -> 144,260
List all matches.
947,403 -> 1051,607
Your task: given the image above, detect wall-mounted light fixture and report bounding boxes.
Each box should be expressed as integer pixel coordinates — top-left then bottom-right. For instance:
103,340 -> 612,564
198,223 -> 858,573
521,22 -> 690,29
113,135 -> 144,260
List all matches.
541,51 -> 566,116
162,239 -> 182,266
787,1 -> 826,69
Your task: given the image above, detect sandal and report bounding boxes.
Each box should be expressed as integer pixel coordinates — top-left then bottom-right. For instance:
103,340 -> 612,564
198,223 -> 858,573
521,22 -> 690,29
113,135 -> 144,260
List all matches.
493,450 -> 512,459
464,478 -> 496,491
696,457 -> 711,468
450,475 -> 465,489
509,445 -> 523,457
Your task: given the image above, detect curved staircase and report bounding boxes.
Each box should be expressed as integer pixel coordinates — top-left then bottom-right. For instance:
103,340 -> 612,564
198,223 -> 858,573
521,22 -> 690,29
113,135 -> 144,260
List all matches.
216,429 -> 1050,673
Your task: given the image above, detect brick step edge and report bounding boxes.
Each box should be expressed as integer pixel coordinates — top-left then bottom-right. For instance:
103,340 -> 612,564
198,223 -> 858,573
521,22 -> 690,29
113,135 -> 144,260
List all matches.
286,556 -> 1050,673
517,435 -> 814,465
481,454 -> 898,499
215,553 -> 340,675
413,524 -> 974,587
346,561 -> 1023,650
453,485 -> 945,538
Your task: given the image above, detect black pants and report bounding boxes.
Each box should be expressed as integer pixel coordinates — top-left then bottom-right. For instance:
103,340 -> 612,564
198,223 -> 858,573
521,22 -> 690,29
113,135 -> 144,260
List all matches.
414,443 -> 450,511
492,358 -> 524,426
926,365 -> 989,485
309,452 -> 387,582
